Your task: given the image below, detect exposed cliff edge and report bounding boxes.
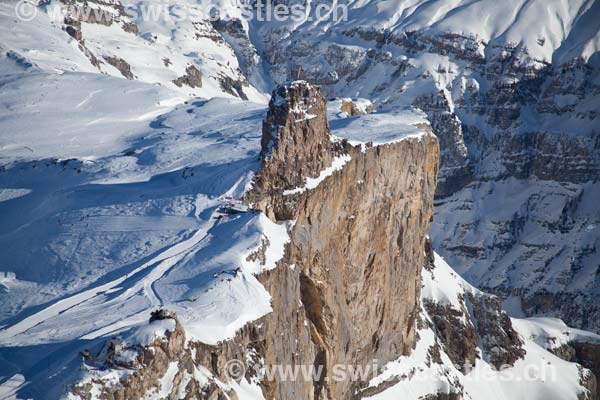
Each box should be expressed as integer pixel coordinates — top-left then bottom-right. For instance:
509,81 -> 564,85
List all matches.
246,81 -> 440,398
69,81 -> 440,399
66,83 -> 600,400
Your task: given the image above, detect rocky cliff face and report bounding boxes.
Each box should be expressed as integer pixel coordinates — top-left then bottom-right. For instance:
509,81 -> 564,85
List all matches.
413,92 -> 472,198
246,81 -> 440,398
430,55 -> 600,330
236,18 -> 600,334
70,81 -> 440,399
422,245 -> 526,374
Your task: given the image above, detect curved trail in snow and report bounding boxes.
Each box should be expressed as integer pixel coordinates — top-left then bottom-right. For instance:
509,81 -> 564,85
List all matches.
0,213 -> 219,345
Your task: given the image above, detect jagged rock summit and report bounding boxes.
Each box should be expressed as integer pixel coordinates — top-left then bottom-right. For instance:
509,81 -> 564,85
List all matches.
3,76 -> 600,400
68,81 -> 441,399
246,81 -> 346,220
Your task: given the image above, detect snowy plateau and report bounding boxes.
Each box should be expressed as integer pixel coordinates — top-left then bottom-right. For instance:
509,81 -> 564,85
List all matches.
0,0 -> 599,399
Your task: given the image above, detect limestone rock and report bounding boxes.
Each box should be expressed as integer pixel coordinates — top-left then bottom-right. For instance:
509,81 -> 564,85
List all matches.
340,99 -> 375,116
104,56 -> 134,80
73,82 -> 440,400
173,65 -> 203,89
245,81 -> 345,220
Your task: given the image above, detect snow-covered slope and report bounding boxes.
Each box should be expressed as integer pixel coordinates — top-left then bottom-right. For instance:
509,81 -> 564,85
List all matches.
365,253 -> 600,400
0,72 -> 184,163
1,0 -> 599,398
0,81 -> 278,397
0,0 -> 265,101
4,0 -> 598,101
0,90 -> 278,336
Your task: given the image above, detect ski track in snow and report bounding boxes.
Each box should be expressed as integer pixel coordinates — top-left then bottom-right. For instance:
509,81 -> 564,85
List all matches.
0,92 -> 272,353
0,215 -> 216,342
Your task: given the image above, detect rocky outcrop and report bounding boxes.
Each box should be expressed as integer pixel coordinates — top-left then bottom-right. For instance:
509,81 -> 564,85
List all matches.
72,81 -> 440,399
211,18 -> 261,82
552,341 -> 600,400
574,343 -> 600,400
423,245 -> 525,372
340,99 -> 375,116
72,311 -> 187,399
423,293 -> 525,372
466,293 -> 525,368
218,74 -> 249,100
103,56 -> 134,80
173,65 -> 203,89
413,92 -> 472,197
245,81 -> 344,220
247,81 -> 439,398
423,300 -> 479,371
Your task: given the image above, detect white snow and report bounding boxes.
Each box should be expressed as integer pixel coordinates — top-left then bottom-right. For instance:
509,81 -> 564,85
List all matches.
242,214 -> 291,274
421,254 -> 481,309
229,378 -> 267,400
0,1 -> 266,102
513,317 -> 600,351
367,253 -> 597,400
0,374 -> 26,400
0,91 -> 286,396
0,189 -> 32,203
148,361 -> 179,399
0,96 -> 289,348
283,154 -> 352,195
124,318 -> 177,347
0,72 -> 183,163
328,104 -> 430,147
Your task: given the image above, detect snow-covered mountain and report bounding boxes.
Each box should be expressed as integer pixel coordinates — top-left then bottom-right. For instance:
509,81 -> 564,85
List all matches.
367,252 -> 600,400
1,0 -> 599,398
6,0 -> 597,329
223,0 -> 600,333
0,75 -> 597,399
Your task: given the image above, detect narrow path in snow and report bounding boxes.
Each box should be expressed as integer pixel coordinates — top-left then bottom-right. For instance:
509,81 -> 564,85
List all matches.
0,212 -> 219,343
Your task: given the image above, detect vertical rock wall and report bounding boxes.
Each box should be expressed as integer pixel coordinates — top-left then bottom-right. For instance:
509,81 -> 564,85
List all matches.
71,81 -> 440,399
